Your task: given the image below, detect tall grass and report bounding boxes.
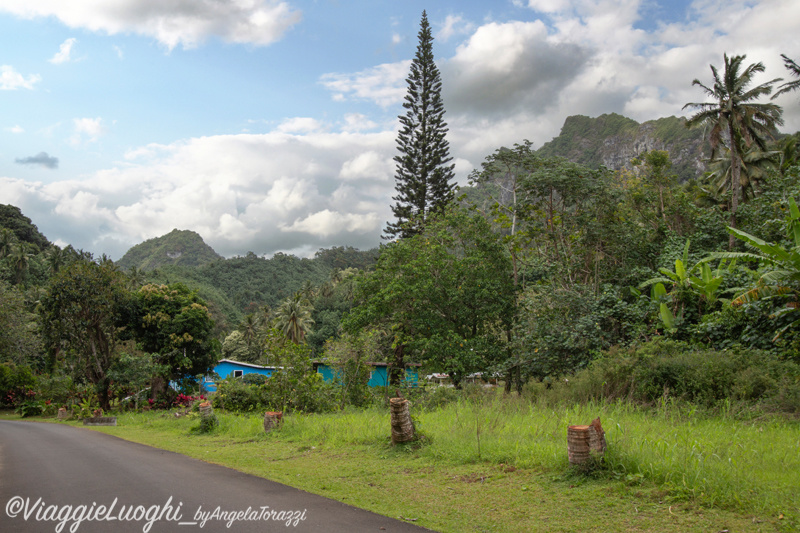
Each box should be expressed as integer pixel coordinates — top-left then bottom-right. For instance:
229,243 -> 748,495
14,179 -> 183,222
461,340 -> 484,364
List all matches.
272,395 -> 799,516
113,395 -> 799,518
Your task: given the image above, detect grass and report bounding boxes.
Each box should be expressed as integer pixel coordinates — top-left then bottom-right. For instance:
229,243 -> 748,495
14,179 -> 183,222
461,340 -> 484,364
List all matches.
4,396 -> 799,532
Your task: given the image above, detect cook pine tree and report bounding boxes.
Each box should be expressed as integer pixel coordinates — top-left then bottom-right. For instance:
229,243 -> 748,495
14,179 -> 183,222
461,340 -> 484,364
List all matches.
385,10 -> 455,240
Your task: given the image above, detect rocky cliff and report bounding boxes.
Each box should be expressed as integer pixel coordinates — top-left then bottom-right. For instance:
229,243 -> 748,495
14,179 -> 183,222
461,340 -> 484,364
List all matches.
537,113 -> 708,181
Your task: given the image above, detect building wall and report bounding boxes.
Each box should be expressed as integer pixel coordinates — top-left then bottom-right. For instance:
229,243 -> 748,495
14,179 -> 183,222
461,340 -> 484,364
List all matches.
203,360 -> 275,392
316,364 -> 419,387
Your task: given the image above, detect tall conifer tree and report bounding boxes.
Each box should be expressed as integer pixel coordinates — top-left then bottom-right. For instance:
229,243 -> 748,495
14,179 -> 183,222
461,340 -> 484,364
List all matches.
385,10 -> 455,240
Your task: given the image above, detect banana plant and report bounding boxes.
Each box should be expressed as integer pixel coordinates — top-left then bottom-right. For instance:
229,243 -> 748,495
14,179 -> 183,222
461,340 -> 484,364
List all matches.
708,197 -> 800,338
651,282 -> 676,332
639,239 -> 694,292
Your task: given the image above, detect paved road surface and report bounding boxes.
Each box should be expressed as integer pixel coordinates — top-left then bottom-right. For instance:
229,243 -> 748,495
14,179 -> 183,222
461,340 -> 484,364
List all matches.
0,420 -> 434,532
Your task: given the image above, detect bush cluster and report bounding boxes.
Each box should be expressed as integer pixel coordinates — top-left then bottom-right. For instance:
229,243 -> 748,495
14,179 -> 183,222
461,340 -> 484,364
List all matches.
526,339 -> 800,414
212,371 -> 337,414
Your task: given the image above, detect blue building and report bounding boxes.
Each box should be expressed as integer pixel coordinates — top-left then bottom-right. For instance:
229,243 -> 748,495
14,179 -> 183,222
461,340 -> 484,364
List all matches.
313,362 -> 420,387
202,359 -> 276,393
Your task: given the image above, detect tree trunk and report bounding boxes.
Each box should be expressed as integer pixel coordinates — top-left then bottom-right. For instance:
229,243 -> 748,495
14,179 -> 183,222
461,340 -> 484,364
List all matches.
389,343 -> 406,386
389,396 -> 415,444
729,126 -> 741,251
567,418 -> 606,465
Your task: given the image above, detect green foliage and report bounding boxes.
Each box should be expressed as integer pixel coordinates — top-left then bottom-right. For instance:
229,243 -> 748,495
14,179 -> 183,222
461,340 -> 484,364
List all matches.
0,204 -> 51,252
515,284 -> 648,379
313,246 -> 378,271
130,283 -> 218,387
324,330 -> 382,408
116,229 -> 223,271
0,281 -> 42,367
0,362 -> 36,406
108,349 -> 168,409
39,260 -> 132,410
192,411 -> 219,433
15,398 -> 47,417
347,206 -> 517,387
707,197 -> 800,346
214,332 -> 336,414
541,340 -> 800,413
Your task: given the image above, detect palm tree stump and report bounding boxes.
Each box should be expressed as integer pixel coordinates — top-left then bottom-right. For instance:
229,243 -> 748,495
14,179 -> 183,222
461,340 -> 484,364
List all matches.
199,401 -> 213,420
389,396 -> 415,444
567,417 -> 606,466
263,411 -> 283,433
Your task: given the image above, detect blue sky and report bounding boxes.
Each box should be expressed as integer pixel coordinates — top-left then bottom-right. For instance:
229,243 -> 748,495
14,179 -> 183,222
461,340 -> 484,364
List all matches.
1,0 -> 798,259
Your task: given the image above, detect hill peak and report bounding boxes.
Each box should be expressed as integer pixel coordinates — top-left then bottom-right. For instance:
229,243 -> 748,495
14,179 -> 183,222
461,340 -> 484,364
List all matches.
117,229 -> 222,271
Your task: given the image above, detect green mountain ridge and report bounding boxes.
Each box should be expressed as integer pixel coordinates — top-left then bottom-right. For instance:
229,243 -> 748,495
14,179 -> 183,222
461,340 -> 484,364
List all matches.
536,113 -> 709,181
0,205 -> 52,252
116,229 -> 223,271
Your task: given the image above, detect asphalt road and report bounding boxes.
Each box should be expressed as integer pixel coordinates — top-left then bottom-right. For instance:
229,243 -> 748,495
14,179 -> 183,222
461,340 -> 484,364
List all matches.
0,420 -> 434,533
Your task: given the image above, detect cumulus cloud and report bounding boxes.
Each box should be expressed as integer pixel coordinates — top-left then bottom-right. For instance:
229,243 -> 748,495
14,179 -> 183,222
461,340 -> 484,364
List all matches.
3,127 -> 397,259
320,61 -> 410,108
0,0 -> 302,50
49,38 -> 77,64
15,152 -> 59,169
441,21 -> 590,117
1,65 -> 40,90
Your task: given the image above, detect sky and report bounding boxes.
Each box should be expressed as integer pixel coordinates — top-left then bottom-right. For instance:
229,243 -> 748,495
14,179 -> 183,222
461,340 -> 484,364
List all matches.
1,0 -> 799,260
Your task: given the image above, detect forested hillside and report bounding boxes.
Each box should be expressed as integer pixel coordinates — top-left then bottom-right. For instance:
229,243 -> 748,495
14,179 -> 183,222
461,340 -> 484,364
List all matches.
116,229 -> 223,270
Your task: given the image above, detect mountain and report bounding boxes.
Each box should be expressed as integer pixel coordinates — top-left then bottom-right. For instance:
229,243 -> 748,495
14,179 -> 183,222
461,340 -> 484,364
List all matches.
536,113 -> 708,181
116,229 -> 223,271
0,204 -> 52,252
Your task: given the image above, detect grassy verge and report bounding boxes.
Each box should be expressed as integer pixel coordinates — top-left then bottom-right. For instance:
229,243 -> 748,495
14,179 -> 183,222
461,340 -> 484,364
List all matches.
4,398 -> 798,532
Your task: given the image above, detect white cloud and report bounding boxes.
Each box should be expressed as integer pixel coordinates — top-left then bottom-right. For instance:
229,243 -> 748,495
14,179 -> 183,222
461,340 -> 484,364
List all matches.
280,209 -> 380,237
437,14 -> 474,41
276,117 -> 324,134
0,65 -> 40,90
0,0 -> 302,50
49,38 -> 77,64
320,61 -> 410,108
6,125 -> 24,133
341,113 -> 378,133
71,117 -> 105,145
4,127 -> 397,259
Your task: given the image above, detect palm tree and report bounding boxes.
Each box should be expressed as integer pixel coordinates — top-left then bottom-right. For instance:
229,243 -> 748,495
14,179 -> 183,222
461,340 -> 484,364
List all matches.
704,144 -> 779,202
126,265 -> 146,289
237,313 -> 262,362
0,228 -> 15,259
9,243 -> 32,285
46,246 -> 70,275
273,293 -> 315,344
773,54 -> 800,99
684,53 -> 783,248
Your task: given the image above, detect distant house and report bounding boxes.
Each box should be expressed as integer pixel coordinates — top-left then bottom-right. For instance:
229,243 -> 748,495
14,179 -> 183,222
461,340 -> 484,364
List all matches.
313,362 -> 420,388
202,359 -> 276,393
